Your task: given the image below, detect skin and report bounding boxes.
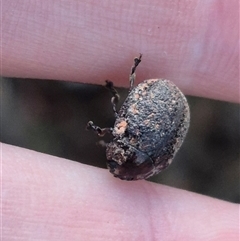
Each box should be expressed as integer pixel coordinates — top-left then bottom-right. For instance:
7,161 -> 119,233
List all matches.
2,0 -> 239,240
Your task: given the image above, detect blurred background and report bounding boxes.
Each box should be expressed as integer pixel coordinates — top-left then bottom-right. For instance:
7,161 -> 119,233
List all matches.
1,77 -> 239,203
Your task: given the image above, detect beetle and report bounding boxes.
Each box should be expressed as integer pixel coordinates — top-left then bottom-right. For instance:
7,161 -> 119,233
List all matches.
87,54 -> 190,180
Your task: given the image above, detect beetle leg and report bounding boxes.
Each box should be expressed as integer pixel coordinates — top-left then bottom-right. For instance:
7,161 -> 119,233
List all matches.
97,140 -> 108,148
105,80 -> 120,118
129,53 -> 142,91
86,121 -> 113,137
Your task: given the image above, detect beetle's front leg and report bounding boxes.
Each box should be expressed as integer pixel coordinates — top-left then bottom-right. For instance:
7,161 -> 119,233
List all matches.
105,80 -> 120,118
86,121 -> 113,137
129,53 -> 142,91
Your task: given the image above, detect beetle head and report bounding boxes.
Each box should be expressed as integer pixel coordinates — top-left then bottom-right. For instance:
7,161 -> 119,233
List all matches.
106,141 -> 155,180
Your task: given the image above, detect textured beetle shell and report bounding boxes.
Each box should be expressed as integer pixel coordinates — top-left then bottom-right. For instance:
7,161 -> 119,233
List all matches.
106,78 -> 190,180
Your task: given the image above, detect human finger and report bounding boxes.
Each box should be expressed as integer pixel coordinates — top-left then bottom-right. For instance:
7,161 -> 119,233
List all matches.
2,0 -> 238,102
3,143 -> 238,240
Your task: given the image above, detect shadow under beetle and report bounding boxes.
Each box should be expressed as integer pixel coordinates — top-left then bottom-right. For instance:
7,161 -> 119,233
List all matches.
87,54 -> 190,181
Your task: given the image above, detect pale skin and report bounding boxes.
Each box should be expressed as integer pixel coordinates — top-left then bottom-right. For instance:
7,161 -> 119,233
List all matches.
2,0 -> 239,240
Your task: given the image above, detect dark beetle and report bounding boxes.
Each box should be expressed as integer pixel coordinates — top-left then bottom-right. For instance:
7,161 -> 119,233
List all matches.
87,54 -> 190,180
